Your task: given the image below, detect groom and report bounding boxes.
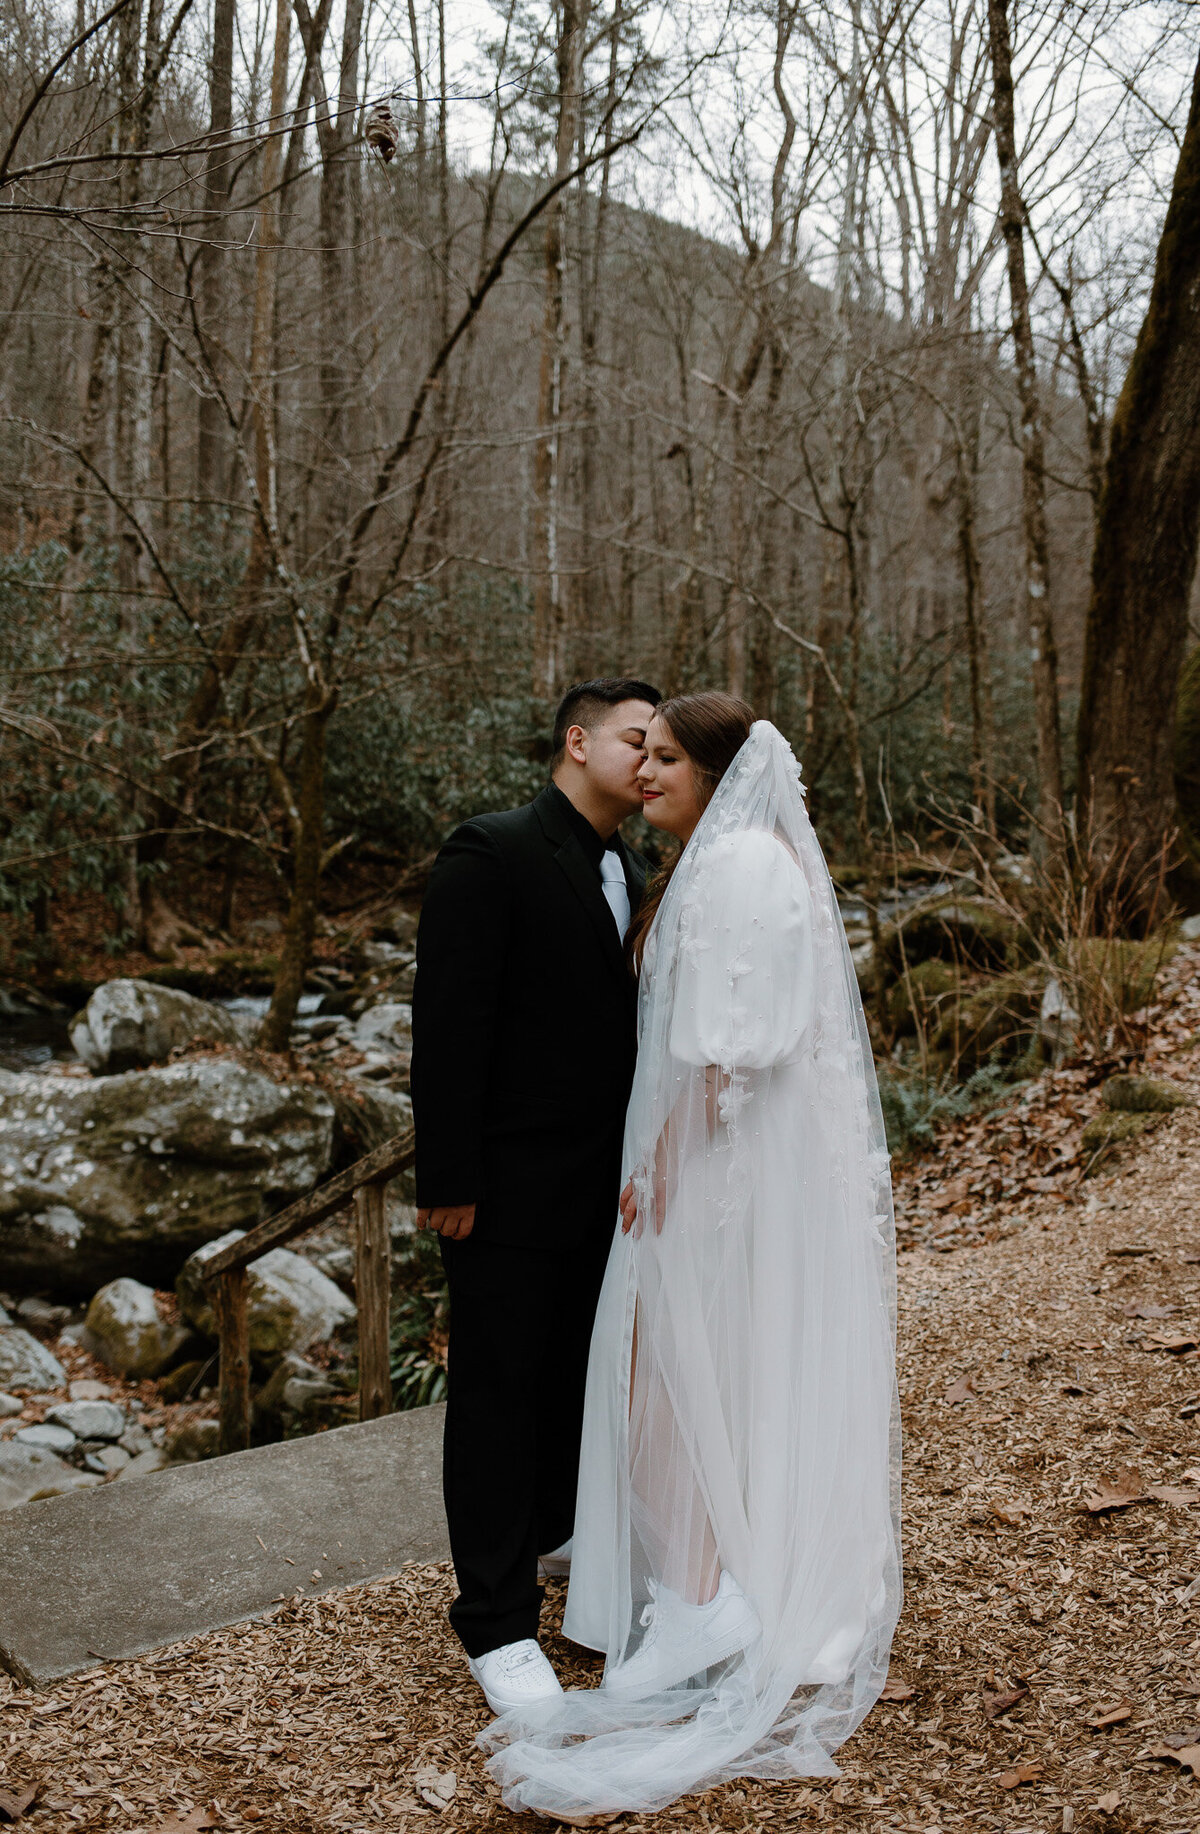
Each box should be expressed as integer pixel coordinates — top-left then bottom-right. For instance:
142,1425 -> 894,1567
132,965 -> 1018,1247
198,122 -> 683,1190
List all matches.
411,676 -> 661,1713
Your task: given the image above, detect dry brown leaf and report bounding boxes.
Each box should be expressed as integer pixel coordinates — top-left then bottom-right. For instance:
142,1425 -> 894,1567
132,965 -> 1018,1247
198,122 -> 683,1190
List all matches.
880,1676 -> 916,1701
983,1683 -> 1028,1720
0,1785 -> 38,1824
1120,1300 -> 1175,1319
146,1813 -> 215,1834
991,1496 -> 1033,1525
1085,1700 -> 1134,1728
1143,1330 -> 1199,1352
1095,1790 -> 1121,1813
1145,1484 -> 1200,1505
943,1372 -> 974,1404
1147,1740 -> 1200,1776
1083,1469 -> 1145,1513
997,1760 -> 1043,1788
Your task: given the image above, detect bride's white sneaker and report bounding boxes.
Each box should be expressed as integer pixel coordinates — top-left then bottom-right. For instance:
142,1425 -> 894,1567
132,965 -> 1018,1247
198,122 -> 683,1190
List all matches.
468,1639 -> 564,1715
604,1572 -> 760,1697
537,1537 -> 573,1580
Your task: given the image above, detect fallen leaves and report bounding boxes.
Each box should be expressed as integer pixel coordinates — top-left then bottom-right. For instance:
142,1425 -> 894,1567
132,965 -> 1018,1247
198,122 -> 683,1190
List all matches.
982,1682 -> 1028,1721
1083,1469 -> 1145,1513
1085,1700 -> 1134,1729
145,1813 -> 214,1834
879,1676 -> 916,1701
943,1371 -> 974,1404
1142,1329 -> 1198,1353
990,1496 -> 1033,1526
996,1760 -> 1043,1788
1147,1733 -> 1200,1777
1144,1483 -> 1200,1506
0,1785 -> 38,1824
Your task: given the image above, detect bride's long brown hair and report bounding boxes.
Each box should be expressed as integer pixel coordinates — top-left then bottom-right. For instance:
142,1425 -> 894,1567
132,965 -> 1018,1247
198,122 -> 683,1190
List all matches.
627,691 -> 754,972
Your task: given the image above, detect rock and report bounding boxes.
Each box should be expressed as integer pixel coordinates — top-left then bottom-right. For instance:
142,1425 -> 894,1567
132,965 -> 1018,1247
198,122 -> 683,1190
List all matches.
0,1058 -> 335,1293
883,896 -> 1018,974
115,1445 -> 171,1481
933,968 -> 1044,1068
156,1357 -> 212,1403
1100,1074 -> 1193,1114
329,1083 -> 414,1201
1180,912 -> 1200,940
351,1002 -> 412,1056
69,978 -> 242,1073
178,1232 -> 356,1359
68,1379 -> 112,1400
1039,976 -> 1082,1066
15,1297 -> 72,1330
117,1423 -> 154,1456
0,1393 -> 22,1418
0,1324 -> 66,1390
164,1417 -> 220,1462
46,1399 -> 125,1441
82,1277 -> 189,1378
85,1280 -> 184,1377
15,1423 -> 76,1453
83,1443 -> 130,1474
887,959 -> 961,1036
1081,1109 -> 1165,1171
0,1442 -> 88,1509
253,1349 -> 328,1415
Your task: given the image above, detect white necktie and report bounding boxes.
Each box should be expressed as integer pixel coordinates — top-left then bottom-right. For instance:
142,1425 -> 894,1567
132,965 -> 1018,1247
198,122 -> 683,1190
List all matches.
599,848 -> 631,940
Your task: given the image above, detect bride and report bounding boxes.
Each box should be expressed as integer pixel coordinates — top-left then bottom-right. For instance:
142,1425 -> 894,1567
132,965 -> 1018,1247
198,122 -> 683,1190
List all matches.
482,693 -> 901,1818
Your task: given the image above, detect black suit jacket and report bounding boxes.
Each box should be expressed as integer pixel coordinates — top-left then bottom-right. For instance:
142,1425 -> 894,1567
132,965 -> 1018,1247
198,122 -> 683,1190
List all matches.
410,784 -> 647,1246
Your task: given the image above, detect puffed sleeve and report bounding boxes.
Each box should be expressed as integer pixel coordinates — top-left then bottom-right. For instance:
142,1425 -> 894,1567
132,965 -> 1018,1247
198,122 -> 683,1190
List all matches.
668,830 -> 814,1069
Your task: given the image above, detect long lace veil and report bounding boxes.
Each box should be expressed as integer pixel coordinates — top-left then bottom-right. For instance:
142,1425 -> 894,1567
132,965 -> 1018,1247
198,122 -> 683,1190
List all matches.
483,720 -> 901,1817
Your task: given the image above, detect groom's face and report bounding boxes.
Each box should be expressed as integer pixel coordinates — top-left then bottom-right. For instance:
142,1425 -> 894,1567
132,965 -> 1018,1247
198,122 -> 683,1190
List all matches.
579,700 -> 658,815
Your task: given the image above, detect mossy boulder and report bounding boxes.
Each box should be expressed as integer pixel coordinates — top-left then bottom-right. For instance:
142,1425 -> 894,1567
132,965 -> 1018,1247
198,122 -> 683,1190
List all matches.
0,1059 -> 335,1295
884,896 -> 1018,974
1100,1074 -> 1193,1113
887,958 -> 962,1035
932,966 -> 1044,1068
1081,1109 -> 1166,1172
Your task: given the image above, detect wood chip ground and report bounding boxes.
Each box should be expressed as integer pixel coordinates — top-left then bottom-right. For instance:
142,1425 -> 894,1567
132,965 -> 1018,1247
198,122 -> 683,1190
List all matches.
5,948 -> 1200,1833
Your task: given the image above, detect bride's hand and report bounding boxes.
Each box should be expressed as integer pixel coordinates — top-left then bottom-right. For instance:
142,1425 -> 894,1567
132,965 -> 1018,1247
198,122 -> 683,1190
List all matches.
619,1179 -> 638,1235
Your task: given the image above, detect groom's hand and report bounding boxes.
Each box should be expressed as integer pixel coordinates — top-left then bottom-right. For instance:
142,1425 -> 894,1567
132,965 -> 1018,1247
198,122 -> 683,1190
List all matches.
619,1180 -> 638,1235
417,1203 -> 476,1240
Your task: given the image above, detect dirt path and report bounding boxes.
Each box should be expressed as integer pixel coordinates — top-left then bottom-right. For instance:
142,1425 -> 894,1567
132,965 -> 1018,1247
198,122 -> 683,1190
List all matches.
5,952 -> 1200,1834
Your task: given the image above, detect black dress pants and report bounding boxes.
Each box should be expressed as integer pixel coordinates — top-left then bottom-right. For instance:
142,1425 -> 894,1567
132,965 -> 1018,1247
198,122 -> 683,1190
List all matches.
439,1223 -> 613,1657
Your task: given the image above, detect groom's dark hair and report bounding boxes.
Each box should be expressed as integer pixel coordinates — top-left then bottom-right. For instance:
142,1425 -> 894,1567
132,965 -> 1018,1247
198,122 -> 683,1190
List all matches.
551,677 -> 662,764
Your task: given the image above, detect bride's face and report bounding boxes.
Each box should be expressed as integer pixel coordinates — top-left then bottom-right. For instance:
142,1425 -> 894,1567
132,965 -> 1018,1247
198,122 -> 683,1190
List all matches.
637,715 -> 704,842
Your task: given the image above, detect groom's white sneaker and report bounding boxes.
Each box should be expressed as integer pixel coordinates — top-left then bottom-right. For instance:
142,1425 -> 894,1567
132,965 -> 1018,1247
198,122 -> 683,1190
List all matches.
604,1572 -> 760,1697
537,1537 -> 573,1580
467,1639 -> 564,1715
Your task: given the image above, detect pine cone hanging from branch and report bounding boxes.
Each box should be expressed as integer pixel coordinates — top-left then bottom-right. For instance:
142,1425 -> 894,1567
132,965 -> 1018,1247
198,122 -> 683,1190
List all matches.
365,100 -> 399,164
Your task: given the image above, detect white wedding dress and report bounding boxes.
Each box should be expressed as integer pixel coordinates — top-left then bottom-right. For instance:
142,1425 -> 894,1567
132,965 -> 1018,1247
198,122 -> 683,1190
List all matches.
482,722 -> 901,1817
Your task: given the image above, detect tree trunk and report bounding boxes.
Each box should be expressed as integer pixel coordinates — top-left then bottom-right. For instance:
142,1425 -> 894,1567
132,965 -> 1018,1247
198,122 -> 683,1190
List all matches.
531,0 -> 586,699
1076,53 -> 1200,924
317,0 -> 363,538
259,690 -> 335,1051
986,0 -> 1064,859
196,0 -> 235,508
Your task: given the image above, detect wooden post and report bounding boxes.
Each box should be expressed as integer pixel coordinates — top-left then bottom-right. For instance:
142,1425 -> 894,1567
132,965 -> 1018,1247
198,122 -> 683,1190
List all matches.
355,1180 -> 393,1420
214,1265 -> 251,1454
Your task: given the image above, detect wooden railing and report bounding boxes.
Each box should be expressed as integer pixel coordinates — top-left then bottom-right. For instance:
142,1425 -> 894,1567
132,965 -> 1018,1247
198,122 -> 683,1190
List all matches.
201,1129 -> 417,1454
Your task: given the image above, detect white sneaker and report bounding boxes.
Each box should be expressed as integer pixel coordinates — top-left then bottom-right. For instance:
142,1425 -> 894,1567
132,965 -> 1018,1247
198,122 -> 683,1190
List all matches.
604,1572 -> 760,1698
467,1639 -> 564,1714
537,1537 -> 573,1580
